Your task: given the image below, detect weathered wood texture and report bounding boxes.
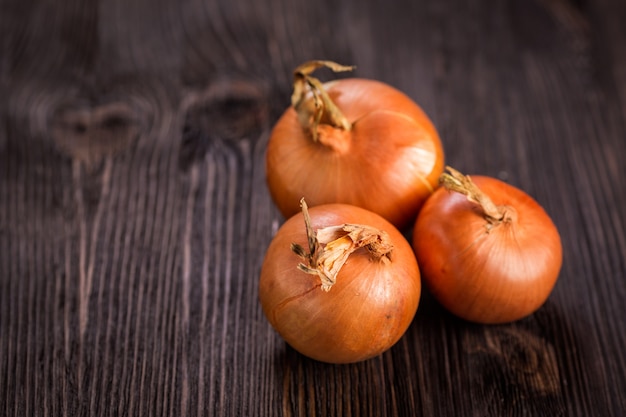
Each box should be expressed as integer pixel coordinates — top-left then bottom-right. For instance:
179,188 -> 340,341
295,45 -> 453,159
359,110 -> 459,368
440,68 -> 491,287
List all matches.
1,0 -> 625,415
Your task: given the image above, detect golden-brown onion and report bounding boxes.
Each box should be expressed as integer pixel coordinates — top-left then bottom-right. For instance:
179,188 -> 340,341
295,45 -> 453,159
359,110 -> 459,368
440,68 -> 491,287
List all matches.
412,168 -> 563,324
266,61 -> 444,229
259,202 -> 421,364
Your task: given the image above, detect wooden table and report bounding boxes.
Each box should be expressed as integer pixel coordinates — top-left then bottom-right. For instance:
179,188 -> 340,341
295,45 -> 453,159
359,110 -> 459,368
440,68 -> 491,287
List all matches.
2,0 -> 625,415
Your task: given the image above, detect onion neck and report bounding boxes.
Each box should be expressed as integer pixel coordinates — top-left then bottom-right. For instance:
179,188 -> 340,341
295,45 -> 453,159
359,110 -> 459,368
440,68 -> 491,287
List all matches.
291,198 -> 393,291
291,60 -> 354,144
440,166 -> 511,226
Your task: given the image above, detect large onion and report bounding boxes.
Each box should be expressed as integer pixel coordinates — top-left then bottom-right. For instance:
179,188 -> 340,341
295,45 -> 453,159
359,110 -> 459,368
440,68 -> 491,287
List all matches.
266,60 -> 445,229
259,200 -> 421,363
412,167 -> 563,324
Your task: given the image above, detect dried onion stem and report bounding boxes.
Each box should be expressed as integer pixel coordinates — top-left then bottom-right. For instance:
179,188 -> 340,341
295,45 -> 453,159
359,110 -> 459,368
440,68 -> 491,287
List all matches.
291,199 -> 393,291
291,60 -> 355,142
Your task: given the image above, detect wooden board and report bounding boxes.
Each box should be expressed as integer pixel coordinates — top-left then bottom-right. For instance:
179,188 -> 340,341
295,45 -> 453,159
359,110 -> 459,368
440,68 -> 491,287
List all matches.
1,0 -> 625,415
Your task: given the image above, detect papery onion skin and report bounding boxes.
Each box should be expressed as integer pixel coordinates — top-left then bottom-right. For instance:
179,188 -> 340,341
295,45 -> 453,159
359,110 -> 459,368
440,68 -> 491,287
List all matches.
259,203 -> 421,364
266,78 -> 445,229
412,176 -> 562,324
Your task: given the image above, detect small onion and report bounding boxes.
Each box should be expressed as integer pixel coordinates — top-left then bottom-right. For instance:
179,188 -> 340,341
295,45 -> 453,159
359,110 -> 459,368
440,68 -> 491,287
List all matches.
259,199 -> 421,364
266,60 -> 445,229
412,167 -> 563,324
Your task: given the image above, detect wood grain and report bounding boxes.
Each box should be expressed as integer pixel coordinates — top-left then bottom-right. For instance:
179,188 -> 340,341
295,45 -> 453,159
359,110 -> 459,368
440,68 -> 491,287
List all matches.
1,0 -> 625,416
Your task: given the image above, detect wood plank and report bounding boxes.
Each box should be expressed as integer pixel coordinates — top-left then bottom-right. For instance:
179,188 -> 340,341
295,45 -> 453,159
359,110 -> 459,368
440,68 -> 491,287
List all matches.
0,0 -> 624,415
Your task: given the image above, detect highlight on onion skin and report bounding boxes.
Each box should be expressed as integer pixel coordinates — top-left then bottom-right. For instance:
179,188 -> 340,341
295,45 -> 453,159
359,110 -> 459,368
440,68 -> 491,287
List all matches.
265,60 -> 445,230
259,200 -> 421,364
412,167 -> 563,324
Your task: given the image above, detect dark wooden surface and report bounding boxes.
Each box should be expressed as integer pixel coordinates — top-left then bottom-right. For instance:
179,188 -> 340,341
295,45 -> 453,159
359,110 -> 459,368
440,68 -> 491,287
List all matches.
1,0 -> 625,415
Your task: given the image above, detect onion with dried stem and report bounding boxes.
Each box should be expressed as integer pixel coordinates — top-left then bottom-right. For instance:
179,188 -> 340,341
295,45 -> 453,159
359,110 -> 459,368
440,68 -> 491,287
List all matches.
412,167 -> 563,324
259,199 -> 421,363
266,60 -> 445,229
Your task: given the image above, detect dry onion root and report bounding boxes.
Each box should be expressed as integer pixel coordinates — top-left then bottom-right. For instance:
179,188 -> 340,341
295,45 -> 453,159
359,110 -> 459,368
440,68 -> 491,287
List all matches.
412,167 -> 563,324
259,199 -> 421,364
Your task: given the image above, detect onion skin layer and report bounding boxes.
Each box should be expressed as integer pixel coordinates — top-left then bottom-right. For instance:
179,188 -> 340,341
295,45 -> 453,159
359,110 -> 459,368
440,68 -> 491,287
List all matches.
266,78 -> 445,229
412,176 -> 563,324
259,204 -> 421,364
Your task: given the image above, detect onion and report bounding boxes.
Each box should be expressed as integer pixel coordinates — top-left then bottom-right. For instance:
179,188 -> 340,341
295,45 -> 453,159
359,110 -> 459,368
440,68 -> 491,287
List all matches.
266,60 -> 445,229
259,199 -> 421,363
412,167 -> 562,324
